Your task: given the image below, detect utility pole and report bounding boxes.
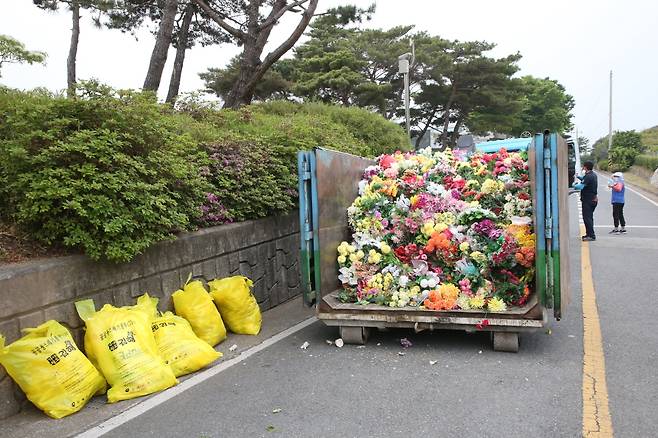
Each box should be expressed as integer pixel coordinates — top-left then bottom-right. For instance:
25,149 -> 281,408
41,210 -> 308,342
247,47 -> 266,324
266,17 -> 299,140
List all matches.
608,70 -> 613,151
574,126 -> 581,174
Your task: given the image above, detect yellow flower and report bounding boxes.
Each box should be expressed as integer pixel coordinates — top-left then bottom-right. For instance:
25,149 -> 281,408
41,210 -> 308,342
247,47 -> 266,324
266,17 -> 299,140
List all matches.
470,251 -> 487,263
337,241 -> 350,256
468,295 -> 485,309
487,297 -> 507,312
421,221 -> 436,237
434,222 -> 448,233
367,249 -> 382,264
356,250 -> 365,260
442,212 -> 456,225
469,201 -> 480,207
481,179 -> 500,194
380,243 -> 391,254
337,255 -> 347,264
459,242 -> 470,252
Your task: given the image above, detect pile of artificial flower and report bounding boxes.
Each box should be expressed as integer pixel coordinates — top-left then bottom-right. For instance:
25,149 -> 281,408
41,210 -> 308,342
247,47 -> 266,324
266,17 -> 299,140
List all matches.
336,147 -> 536,312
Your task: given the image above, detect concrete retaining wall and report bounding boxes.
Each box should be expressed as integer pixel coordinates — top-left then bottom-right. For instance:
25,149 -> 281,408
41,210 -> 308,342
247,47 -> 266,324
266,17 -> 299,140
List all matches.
0,214 -> 301,419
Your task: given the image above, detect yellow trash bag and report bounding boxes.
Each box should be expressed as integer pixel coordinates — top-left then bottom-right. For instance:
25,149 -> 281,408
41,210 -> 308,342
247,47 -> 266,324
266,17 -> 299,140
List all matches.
209,276 -> 262,335
151,312 -> 222,377
172,279 -> 226,346
0,321 -> 106,419
75,297 -> 178,403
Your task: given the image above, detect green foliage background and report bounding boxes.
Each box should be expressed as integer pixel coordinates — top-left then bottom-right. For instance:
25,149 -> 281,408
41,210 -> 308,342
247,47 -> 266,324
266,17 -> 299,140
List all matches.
0,84 -> 407,262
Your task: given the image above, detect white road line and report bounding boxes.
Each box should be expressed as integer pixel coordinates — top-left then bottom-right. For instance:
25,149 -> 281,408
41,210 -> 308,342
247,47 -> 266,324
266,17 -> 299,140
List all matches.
594,225 -> 658,228
625,185 -> 658,208
76,316 -> 318,438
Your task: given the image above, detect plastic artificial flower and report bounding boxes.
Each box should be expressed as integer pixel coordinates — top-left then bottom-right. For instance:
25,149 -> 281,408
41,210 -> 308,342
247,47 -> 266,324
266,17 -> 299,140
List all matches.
423,283 -> 460,310
338,266 -> 357,285
367,249 -> 382,264
380,243 -> 391,254
421,220 -> 436,237
468,295 -> 486,309
487,297 -> 507,312
459,242 -> 470,252
456,294 -> 471,309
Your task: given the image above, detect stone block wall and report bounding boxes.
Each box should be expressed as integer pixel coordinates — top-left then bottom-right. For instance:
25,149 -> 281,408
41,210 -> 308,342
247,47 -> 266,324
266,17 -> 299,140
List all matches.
0,214 -> 301,419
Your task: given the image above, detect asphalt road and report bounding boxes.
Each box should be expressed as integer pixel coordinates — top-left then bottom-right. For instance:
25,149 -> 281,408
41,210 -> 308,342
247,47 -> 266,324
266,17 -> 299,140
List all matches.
4,173 -> 657,438
586,174 -> 658,437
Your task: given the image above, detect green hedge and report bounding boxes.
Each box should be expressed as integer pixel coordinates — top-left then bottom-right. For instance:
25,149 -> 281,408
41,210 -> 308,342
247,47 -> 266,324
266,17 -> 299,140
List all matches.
0,86 -> 210,262
0,84 -> 407,261
634,154 -> 658,172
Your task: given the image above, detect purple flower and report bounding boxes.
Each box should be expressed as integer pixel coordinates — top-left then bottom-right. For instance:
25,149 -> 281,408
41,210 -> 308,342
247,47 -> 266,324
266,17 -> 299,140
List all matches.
472,219 -> 502,239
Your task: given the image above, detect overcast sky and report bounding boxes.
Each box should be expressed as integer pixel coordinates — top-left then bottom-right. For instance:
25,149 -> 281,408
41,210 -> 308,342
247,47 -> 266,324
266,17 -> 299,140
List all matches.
2,0 -> 657,143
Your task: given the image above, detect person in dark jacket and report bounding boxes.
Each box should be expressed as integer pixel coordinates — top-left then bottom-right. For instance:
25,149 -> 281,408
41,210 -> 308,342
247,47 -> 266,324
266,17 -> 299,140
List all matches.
607,171 -> 626,233
576,161 -> 598,241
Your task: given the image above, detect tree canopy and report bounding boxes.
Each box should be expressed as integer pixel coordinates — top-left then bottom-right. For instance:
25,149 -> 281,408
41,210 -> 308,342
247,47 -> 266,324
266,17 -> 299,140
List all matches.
0,35 -> 46,78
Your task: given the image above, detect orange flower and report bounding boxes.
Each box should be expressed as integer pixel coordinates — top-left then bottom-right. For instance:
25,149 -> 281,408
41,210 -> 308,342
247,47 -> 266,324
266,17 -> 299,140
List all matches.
425,231 -> 453,253
424,284 -> 460,310
514,247 -> 535,267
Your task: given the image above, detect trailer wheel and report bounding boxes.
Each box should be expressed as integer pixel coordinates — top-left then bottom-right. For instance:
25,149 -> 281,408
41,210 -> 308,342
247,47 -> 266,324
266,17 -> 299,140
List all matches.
492,332 -> 519,353
339,326 -> 370,345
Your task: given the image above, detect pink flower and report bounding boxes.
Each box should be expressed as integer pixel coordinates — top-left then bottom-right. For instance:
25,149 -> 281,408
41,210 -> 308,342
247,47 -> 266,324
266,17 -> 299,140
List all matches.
384,167 -> 398,178
380,155 -> 396,169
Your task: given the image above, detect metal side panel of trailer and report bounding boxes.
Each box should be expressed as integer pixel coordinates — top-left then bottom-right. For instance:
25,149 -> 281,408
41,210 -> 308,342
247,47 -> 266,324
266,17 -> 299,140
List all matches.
298,135 -> 570,352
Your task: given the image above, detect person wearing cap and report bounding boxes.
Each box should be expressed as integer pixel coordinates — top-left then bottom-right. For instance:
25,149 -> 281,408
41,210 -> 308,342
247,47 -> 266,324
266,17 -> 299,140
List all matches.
607,171 -> 626,233
573,161 -> 598,241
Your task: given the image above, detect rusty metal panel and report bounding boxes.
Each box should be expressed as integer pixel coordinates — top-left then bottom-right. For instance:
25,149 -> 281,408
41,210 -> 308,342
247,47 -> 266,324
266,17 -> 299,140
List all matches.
314,148 -> 374,297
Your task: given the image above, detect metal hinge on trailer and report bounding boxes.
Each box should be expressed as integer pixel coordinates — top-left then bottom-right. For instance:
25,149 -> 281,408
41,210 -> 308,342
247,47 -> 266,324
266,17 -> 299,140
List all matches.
300,159 -> 314,242
543,143 -> 553,239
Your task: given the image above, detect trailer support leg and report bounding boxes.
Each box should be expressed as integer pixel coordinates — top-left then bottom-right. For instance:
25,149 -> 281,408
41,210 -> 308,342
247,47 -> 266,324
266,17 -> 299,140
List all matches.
492,332 -> 519,352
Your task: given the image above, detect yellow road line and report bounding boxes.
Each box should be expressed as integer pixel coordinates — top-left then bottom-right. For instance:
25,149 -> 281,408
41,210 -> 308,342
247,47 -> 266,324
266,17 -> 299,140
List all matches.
581,224 -> 614,437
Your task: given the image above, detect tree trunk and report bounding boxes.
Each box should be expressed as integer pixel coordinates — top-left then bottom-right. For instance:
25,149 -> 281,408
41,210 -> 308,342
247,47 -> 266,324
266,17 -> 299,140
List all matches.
450,115 -> 464,146
165,3 -> 194,104
222,0 -> 319,108
143,0 -> 179,92
439,82 -> 458,148
223,1 -> 261,108
415,105 -> 439,149
67,1 -> 80,98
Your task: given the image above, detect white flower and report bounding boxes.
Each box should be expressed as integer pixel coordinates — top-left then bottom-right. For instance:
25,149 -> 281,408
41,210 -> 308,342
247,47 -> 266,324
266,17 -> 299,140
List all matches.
395,195 -> 410,212
412,260 -> 428,276
398,275 -> 409,288
358,180 -> 369,195
427,278 -> 438,289
338,267 -> 357,285
382,264 -> 401,277
426,182 -> 446,196
420,279 -> 429,289
353,232 -> 380,248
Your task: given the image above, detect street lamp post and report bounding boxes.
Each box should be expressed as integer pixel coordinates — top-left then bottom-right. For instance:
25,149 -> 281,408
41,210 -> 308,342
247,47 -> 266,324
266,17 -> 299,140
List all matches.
398,40 -> 415,146
398,53 -> 411,142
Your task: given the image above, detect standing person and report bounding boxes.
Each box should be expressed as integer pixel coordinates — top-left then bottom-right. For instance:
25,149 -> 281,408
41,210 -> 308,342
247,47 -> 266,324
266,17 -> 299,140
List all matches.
576,161 -> 598,241
608,171 -> 626,234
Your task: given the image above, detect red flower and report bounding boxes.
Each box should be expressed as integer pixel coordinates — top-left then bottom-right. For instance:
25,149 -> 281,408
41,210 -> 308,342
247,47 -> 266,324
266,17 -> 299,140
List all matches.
379,155 -> 396,169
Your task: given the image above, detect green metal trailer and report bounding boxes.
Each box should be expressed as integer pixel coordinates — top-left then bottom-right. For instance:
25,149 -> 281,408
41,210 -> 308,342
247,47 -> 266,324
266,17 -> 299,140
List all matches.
298,132 -> 571,352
